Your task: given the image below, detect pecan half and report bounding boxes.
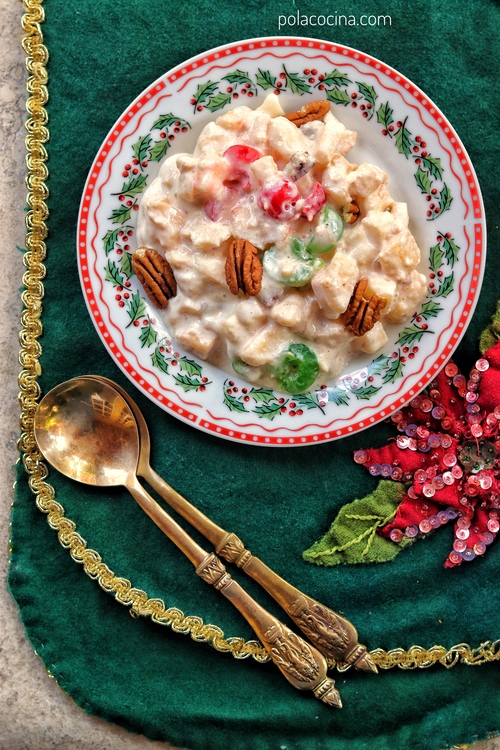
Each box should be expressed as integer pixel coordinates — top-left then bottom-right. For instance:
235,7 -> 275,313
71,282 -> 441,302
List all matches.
342,199 -> 360,225
285,100 -> 330,127
225,239 -> 263,297
340,278 -> 387,336
131,246 -> 177,309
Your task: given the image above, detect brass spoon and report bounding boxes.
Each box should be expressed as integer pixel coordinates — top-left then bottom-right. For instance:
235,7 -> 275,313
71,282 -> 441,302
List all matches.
85,375 -> 377,675
34,376 -> 342,707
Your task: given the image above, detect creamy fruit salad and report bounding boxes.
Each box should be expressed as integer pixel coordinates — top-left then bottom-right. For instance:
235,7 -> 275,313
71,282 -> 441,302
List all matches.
136,93 -> 427,393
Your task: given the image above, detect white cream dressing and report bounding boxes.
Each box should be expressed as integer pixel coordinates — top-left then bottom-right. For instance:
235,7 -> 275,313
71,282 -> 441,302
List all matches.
137,93 -> 427,391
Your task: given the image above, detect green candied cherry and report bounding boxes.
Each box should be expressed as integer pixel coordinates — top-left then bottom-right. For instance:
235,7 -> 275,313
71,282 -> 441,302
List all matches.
306,204 -> 344,254
272,343 -> 320,393
262,237 -> 324,288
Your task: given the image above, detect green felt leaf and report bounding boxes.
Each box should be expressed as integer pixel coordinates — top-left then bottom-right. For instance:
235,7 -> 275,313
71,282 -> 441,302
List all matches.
303,480 -> 409,566
479,300 -> 500,354
256,68 -> 276,90
325,86 -> 351,106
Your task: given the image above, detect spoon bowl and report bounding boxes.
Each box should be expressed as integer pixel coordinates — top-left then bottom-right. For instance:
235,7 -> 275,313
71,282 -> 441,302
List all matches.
34,377 -> 139,487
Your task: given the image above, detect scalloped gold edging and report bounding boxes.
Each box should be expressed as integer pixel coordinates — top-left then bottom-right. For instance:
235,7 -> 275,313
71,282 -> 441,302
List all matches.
17,0 -> 500,674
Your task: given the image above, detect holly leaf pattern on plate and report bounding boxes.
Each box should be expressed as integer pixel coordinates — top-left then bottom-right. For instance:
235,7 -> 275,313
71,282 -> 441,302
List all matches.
132,134 -> 152,165
151,346 -> 169,374
435,273 -> 454,298
256,68 -> 276,90
321,69 -> 351,87
420,154 -> 443,181
325,87 -> 351,106
283,67 -> 311,94
125,291 -> 146,327
149,139 -> 171,162
395,118 -> 413,158
429,243 -> 444,272
376,101 -> 394,130
104,259 -> 124,287
414,167 -> 432,194
206,93 -> 233,112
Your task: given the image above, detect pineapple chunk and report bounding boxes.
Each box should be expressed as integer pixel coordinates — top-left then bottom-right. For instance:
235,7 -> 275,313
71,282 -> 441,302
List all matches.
268,117 -> 308,160
311,253 -> 359,317
355,322 -> 389,353
175,321 -> 218,359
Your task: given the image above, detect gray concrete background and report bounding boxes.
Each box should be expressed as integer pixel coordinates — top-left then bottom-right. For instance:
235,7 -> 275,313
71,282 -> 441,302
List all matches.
0,2 -> 498,748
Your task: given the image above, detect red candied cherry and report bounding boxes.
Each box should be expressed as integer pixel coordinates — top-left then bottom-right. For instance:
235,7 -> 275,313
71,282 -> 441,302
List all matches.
126,200 -> 132,207
366,103 -> 372,110
142,319 -> 148,326
125,281 -> 132,287
427,210 -> 432,217
160,132 -> 166,139
362,111 -> 368,118
388,125 -> 394,132
174,352 -> 180,358
133,158 -> 139,165
123,292 -> 130,299
116,248 -> 123,255
278,397 -> 285,404
159,347 -> 165,353
174,127 -> 180,133
116,285 -> 123,292
403,346 -> 409,353
245,83 -> 252,89
119,194 -> 125,201
289,410 -> 296,416
233,387 -> 239,393
241,89 -> 247,94
244,396 -> 250,402
396,121 -> 403,128
382,129 -> 388,135
280,406 -> 287,412
296,410 -> 303,416
421,151 -> 428,157
400,356 -> 406,363
420,141 -> 426,148
429,272 -> 435,279
415,158 -> 421,164
242,387 -> 248,394
422,323 -> 428,330
174,121 -> 181,126
308,77 -> 315,84
127,230 -> 133,236
437,270 -> 443,277
430,203 -> 435,210
351,102 -> 357,108
259,178 -> 302,221
434,207 -> 440,213
412,347 -> 419,353
416,316 -> 422,322
416,136 -> 422,143
445,232 -> 452,239
301,182 -> 326,221
289,402 -> 296,409
318,74 -> 325,81
115,293 -> 121,300
202,377 -> 208,383
360,104 -> 366,111
409,353 -> 415,359
431,188 -> 438,195
171,360 -> 178,366
118,231 -> 124,236
248,92 -> 254,97
413,146 -> 420,153
228,380 -> 235,386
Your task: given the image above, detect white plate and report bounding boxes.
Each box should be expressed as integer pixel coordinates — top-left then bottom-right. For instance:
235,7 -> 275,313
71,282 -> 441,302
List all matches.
78,37 -> 485,446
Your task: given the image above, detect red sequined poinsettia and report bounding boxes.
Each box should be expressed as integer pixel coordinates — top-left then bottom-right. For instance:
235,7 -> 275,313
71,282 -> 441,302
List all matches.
354,341 -> 500,567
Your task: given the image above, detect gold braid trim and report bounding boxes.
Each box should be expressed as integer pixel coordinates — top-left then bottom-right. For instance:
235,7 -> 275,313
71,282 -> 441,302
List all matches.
18,0 -> 500,674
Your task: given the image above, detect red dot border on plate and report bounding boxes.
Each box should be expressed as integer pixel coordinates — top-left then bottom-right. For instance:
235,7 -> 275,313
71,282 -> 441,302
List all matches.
78,37 -> 485,446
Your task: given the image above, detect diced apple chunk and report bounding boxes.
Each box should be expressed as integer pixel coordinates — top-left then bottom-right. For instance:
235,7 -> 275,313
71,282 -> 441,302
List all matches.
311,253 -> 359,317
355,322 -> 389,353
175,321 -> 218,359
268,117 -> 308,160
238,324 -> 289,367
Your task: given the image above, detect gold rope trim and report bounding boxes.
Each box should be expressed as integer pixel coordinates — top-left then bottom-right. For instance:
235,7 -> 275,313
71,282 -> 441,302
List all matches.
17,0 -> 500,674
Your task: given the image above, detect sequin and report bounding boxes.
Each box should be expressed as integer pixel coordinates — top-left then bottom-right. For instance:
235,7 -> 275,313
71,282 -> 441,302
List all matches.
480,531 -> 495,545
453,539 -> 467,552
431,406 -> 446,420
445,363 -> 459,377
428,434 -> 441,448
443,452 -> 457,467
486,413 -> 497,427
410,396 -> 422,408
419,519 -> 432,533
420,399 -> 433,413
441,417 -> 454,431
453,374 -> 466,387
433,476 -> 445,491
479,474 -> 493,490
380,463 -> 393,477
467,403 -> 481,414
443,471 -> 455,485
446,508 -> 459,520
494,406 -> 500,419
406,424 -> 418,437
440,435 -> 453,449
417,426 -> 430,439
408,438 -> 418,451
391,467 -> 403,480
369,464 -> 381,476
467,380 -> 478,391
415,469 -> 427,483
397,420 -> 408,433
426,466 -> 437,480
459,496 -> 471,507
457,517 -> 471,529
423,484 -> 435,498
471,424 -> 483,438
390,528 -> 404,542
476,358 -> 489,372
353,450 -> 368,464
417,440 -> 431,452
466,391 -> 478,403
405,525 -> 419,538
462,548 -> 476,561
487,518 -> 500,533
396,435 -> 410,449
469,369 -> 481,382
452,465 -> 463,478
391,411 -> 404,423
429,515 -> 441,528
474,542 -> 487,555
456,528 -> 470,540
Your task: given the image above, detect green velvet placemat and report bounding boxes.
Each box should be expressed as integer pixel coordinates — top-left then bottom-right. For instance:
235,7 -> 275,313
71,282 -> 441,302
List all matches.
9,1 -> 500,748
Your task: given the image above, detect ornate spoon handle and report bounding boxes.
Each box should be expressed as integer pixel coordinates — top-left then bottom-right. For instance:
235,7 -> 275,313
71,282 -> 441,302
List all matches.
145,467 -> 376,673
126,475 -> 341,707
